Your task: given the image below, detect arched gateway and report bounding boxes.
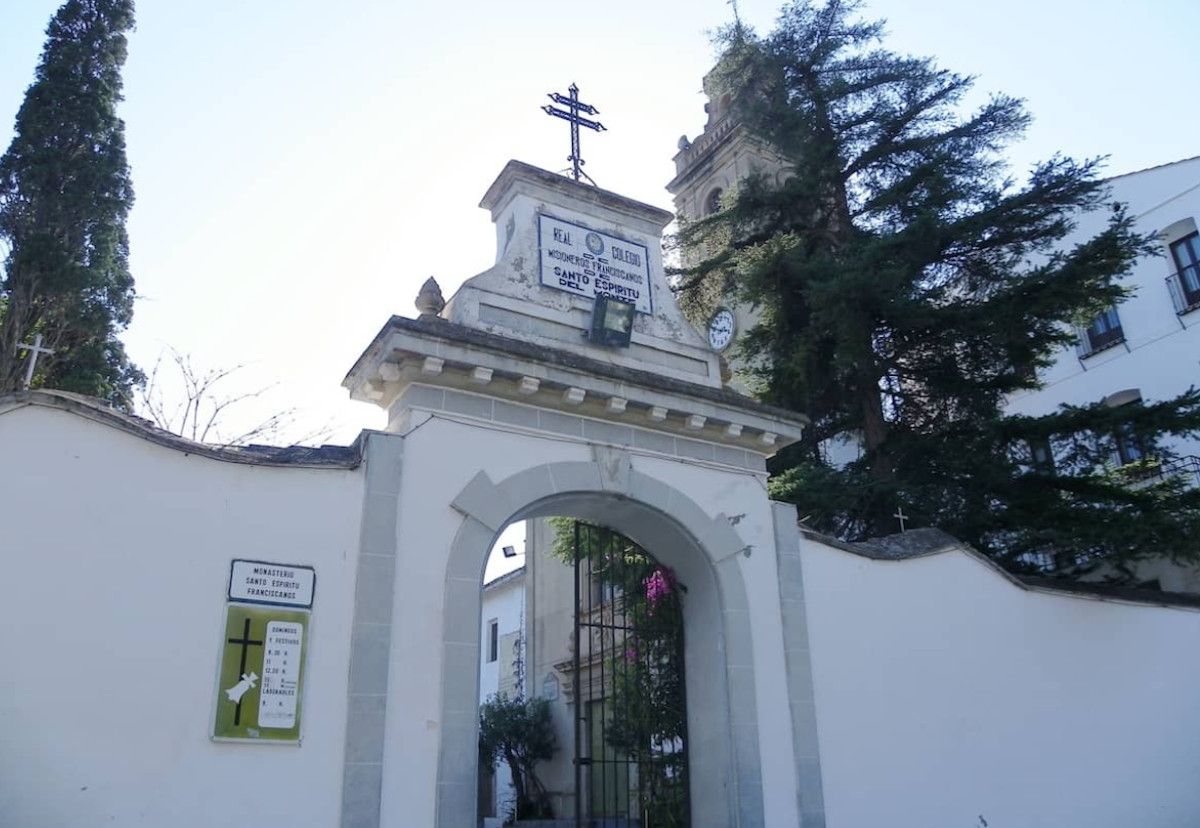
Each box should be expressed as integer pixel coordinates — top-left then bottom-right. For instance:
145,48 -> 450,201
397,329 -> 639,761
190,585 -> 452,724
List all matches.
341,161 -> 813,827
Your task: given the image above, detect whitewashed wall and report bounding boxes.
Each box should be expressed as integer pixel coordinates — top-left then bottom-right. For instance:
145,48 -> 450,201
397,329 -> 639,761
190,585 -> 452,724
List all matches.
800,535 -> 1200,828
0,405 -> 364,828
378,409 -> 801,828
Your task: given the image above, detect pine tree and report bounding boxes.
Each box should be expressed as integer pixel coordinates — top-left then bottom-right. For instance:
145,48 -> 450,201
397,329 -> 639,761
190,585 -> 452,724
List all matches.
678,0 -> 1200,576
0,0 -> 141,407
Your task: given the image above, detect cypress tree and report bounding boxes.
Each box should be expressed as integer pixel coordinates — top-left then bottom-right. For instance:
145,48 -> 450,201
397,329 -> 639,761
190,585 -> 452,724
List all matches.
0,0 -> 141,407
678,0 -> 1200,576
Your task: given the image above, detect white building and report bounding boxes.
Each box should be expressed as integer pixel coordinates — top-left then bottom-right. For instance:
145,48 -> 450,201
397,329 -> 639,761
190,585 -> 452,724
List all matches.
1005,156 -> 1200,464
478,565 -> 525,823
2,159 -> 1199,828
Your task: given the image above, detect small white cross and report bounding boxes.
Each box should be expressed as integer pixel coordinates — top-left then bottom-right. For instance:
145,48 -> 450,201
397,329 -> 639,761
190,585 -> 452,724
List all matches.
894,507 -> 909,533
18,333 -> 54,390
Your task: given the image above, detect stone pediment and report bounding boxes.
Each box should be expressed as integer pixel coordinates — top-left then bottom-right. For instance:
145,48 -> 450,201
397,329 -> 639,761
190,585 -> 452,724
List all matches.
345,160 -> 807,463
441,161 -> 723,388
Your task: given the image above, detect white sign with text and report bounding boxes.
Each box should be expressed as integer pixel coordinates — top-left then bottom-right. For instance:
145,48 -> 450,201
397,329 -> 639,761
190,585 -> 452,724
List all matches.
538,214 -> 653,314
259,621 -> 303,729
228,560 -> 315,608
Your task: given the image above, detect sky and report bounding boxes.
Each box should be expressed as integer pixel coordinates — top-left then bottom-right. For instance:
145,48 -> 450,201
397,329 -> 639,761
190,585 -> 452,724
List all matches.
2,0 -> 1196,580
1,0 -> 1198,448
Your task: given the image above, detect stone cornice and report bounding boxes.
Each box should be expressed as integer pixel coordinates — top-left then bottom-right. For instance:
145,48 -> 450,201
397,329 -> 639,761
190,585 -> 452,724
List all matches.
344,315 -> 806,455
480,160 -> 674,228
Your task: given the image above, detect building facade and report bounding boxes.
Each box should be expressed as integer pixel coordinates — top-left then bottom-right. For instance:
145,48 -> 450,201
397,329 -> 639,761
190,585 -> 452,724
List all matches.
1004,156 -> 1200,460
478,566 -> 526,824
3,158 -> 1200,828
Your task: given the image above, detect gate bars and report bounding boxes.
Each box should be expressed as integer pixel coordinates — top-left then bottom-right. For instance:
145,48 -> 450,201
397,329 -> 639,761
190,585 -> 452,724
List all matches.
571,521 -> 690,827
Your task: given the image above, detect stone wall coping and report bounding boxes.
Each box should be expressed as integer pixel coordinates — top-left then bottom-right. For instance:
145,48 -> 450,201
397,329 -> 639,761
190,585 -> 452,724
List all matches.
798,524 -> 1200,612
0,389 -> 363,470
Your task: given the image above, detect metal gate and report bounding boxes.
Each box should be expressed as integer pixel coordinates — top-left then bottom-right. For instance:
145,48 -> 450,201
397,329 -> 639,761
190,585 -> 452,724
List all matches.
571,521 -> 690,828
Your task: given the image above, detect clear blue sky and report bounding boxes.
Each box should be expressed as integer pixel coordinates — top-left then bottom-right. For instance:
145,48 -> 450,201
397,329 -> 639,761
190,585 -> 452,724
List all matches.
1,0 -> 1197,444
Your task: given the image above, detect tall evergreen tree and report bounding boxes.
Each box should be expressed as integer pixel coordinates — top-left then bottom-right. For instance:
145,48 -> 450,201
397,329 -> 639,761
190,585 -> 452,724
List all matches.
0,0 -> 141,407
678,0 -> 1200,576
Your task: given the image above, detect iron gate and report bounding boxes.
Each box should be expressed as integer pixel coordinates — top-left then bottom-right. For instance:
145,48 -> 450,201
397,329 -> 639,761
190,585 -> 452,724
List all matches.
571,521 -> 690,828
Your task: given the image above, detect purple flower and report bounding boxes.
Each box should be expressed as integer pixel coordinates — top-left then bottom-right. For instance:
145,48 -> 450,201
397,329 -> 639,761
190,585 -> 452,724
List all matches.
643,567 -> 675,609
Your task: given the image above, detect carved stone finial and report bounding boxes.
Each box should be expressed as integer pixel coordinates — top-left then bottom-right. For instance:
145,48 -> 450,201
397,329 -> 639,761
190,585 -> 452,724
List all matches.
415,277 -> 445,317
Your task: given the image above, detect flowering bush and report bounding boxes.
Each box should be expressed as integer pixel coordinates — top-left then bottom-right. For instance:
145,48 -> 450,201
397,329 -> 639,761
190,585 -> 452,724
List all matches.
644,566 -> 675,608
548,517 -> 689,826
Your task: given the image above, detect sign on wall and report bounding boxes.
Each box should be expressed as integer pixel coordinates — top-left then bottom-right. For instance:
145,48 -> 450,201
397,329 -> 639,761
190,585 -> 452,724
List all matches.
213,604 -> 309,742
537,214 -> 653,314
228,559 -> 315,609
214,560 -> 314,743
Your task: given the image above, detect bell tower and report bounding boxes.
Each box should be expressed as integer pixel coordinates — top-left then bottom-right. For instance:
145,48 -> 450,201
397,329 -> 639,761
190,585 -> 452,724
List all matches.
666,59 -> 787,238
667,58 -> 788,389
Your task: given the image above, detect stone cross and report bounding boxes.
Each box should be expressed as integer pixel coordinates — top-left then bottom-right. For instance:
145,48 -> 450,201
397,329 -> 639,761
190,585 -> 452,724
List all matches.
894,506 -> 909,533
18,333 -> 54,390
542,83 -> 606,185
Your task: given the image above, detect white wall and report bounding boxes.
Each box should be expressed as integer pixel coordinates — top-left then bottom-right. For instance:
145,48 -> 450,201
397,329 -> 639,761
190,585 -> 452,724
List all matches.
0,406 -> 364,828
800,535 -> 1200,828
632,453 -> 802,826
377,409 -> 801,828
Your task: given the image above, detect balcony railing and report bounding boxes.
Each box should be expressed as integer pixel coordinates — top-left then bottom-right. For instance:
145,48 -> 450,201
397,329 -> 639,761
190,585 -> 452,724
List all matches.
1074,322 -> 1125,359
1119,455 -> 1200,488
1166,262 -> 1200,315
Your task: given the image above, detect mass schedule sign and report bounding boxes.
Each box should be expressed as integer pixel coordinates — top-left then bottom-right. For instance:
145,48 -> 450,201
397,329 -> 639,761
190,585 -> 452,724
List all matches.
213,559 -> 314,744
538,214 -> 653,314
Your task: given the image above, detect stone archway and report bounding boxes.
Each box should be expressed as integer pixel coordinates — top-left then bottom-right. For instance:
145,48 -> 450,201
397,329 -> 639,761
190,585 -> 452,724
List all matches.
436,458 -> 765,828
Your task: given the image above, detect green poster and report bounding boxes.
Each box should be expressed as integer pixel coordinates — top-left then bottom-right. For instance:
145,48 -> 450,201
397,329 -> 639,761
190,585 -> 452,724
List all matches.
213,604 -> 309,742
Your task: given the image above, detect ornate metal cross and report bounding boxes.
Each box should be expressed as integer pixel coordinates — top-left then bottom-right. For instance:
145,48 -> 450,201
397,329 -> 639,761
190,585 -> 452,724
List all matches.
18,333 -> 54,390
542,83 -> 606,185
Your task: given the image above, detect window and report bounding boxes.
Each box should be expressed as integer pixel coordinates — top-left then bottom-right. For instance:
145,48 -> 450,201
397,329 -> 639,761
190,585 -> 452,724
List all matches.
705,187 -> 724,216
1102,390 -> 1153,467
1114,420 -> 1148,466
1026,437 -> 1055,473
590,573 -> 621,607
1168,232 -> 1200,313
487,619 -> 498,663
1077,307 -> 1124,357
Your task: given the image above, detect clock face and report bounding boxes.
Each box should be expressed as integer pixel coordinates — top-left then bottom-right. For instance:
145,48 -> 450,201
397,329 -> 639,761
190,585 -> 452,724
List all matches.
708,308 -> 736,351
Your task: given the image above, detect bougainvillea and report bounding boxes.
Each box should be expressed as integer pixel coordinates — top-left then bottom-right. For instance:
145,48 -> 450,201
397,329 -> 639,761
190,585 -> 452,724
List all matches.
644,566 -> 675,609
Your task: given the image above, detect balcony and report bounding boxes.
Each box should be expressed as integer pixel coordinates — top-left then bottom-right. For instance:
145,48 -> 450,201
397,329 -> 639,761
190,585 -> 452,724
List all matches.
1117,455 -> 1200,489
1166,262 -> 1200,315
1075,309 -> 1125,359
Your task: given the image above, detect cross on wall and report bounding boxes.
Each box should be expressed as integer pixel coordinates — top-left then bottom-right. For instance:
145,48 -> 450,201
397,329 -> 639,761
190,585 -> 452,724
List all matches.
17,333 -> 54,390
226,618 -> 263,726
